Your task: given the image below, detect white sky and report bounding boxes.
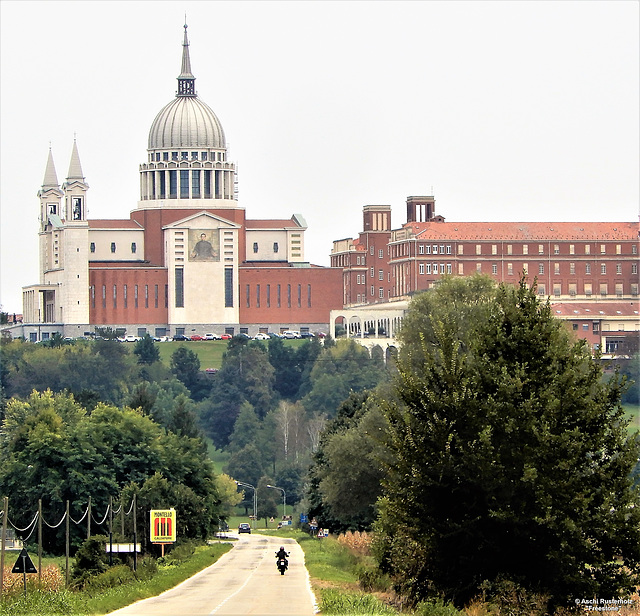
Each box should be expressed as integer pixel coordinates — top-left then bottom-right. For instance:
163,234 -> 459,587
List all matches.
1,0 -> 638,314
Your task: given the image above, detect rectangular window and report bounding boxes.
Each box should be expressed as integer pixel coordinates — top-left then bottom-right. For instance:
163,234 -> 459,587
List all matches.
554,244 -> 560,255
539,264 -> 544,274
297,284 -> 301,308
379,287 -> 384,298
434,263 -> 439,274
586,263 -> 591,274
426,263 -> 432,274
440,245 -> 445,254
447,263 -> 452,274
492,264 -> 498,274
601,263 -> 606,274
592,321 -> 599,332
507,244 -> 513,255
308,284 -> 312,308
169,170 -> 177,198
584,283 -> 592,296
522,244 -> 529,255
457,245 -> 464,255
458,263 -> 464,275
378,269 -> 383,280
256,284 -> 260,308
266,284 -> 270,307
570,262 -> 575,274
585,244 -> 591,254
446,245 -> 452,254
277,284 -> 281,308
553,284 -> 561,297
131,242 -> 137,254
554,263 -> 560,275
538,283 -> 546,295
111,242 -> 116,253
102,285 -> 106,308
419,263 -> 425,274
175,268 -> 184,307
600,283 -> 608,296
632,245 -> 637,255
631,283 -> 638,296
538,244 -> 544,254
632,263 -> 638,274
253,242 -> 258,253
433,245 -> 438,254
273,242 -> 279,253
370,246 -> 374,255
419,245 -> 424,254
113,285 -> 117,309
600,244 -> 606,254
476,263 -> 482,272
615,283 -> 623,297
370,267 -> 374,278
616,263 -> 622,274
180,170 -> 189,198
287,284 -> 292,308
204,170 -> 212,198
569,283 -> 577,297
135,285 -> 139,308
424,245 -> 430,254
90,242 -> 95,253
153,285 -> 158,308
91,285 -> 95,308
191,170 -> 201,198
224,267 -> 233,307
569,244 -> 575,255
144,285 -> 149,308
165,284 -> 168,308
492,245 -> 497,255
508,263 -> 513,276
371,285 -> 374,296
378,249 -> 383,258
476,244 -> 481,255
246,284 -> 250,308
440,263 -> 445,274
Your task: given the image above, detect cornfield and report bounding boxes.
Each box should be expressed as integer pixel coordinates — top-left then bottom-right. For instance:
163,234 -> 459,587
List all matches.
1,565 -> 65,595
336,530 -> 372,555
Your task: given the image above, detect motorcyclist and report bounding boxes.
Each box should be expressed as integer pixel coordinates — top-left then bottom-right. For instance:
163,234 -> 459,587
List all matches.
275,546 -> 289,567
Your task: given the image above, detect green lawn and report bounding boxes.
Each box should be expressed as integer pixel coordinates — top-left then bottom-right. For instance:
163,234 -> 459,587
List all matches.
155,338 -> 309,371
623,404 -> 640,435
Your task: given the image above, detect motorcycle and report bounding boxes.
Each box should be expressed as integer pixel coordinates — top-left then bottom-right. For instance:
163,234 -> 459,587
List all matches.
275,552 -> 289,575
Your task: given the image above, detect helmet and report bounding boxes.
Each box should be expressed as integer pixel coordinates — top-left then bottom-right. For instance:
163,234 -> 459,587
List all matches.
280,546 -> 284,550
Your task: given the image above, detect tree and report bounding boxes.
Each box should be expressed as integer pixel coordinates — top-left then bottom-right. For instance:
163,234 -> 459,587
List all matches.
257,475 -> 278,525
133,334 -> 160,365
170,347 -> 201,391
374,276 -> 640,610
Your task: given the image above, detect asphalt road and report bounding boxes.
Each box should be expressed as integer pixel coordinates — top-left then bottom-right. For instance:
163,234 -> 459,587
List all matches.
108,533 -> 317,615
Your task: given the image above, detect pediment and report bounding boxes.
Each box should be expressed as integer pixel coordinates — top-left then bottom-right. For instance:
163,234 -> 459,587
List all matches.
163,211 -> 241,230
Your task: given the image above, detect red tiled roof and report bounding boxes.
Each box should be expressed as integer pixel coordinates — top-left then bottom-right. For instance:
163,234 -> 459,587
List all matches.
89,219 -> 143,229
551,301 -> 639,318
245,218 -> 299,229
405,221 -> 639,241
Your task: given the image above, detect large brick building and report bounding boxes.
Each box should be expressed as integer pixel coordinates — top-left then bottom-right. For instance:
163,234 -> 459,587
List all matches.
331,196 -> 639,353
16,25 -> 342,342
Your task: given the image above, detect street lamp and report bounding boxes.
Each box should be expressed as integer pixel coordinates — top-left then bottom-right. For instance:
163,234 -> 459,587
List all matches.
234,481 -> 257,529
267,484 -> 286,520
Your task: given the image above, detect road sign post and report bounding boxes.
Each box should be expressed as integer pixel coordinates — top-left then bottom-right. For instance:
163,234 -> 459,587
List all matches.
11,548 -> 37,598
150,508 -> 176,557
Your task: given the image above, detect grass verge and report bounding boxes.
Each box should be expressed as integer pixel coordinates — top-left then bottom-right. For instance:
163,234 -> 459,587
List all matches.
0,542 -> 232,616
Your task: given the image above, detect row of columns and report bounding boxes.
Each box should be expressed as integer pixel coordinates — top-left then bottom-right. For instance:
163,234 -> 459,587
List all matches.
140,168 -> 235,201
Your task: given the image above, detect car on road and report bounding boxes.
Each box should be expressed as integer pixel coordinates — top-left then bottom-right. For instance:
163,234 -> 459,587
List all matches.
253,332 -> 270,340
238,523 -> 251,534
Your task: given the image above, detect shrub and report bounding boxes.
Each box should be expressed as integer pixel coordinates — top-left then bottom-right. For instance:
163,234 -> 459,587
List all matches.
415,598 -> 461,616
1,564 -> 64,595
356,564 -> 391,593
338,530 -> 373,555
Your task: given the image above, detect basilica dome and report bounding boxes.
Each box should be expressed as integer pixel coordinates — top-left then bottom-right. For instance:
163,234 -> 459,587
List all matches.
148,96 -> 226,150
147,24 -> 226,151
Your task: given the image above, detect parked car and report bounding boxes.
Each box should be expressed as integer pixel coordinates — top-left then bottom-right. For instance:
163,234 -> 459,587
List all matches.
316,332 -> 327,338
300,332 -> 315,338
173,334 -> 189,341
282,330 -> 301,339
153,336 -> 170,342
118,335 -> 140,342
220,334 -> 232,340
205,368 -> 218,374
238,523 -> 251,534
235,333 -> 251,340
268,332 -> 283,339
203,333 -> 221,340
190,334 -> 204,341
253,332 -> 270,340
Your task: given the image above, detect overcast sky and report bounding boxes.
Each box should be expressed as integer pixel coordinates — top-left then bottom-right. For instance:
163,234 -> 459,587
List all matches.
1,0 -> 638,313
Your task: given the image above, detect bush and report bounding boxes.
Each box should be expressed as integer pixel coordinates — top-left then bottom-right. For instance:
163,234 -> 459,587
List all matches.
157,540 -> 197,567
71,535 -> 111,584
415,598 -> 461,616
356,564 -> 391,593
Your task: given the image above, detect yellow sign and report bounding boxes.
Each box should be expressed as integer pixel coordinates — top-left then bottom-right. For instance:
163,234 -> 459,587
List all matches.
150,508 -> 176,543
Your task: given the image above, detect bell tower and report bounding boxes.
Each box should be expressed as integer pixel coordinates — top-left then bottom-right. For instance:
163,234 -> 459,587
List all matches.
38,148 -> 63,231
63,140 -> 89,222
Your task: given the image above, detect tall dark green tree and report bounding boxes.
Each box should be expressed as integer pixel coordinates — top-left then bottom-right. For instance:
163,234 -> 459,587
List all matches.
374,276 -> 640,610
133,334 -> 160,365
